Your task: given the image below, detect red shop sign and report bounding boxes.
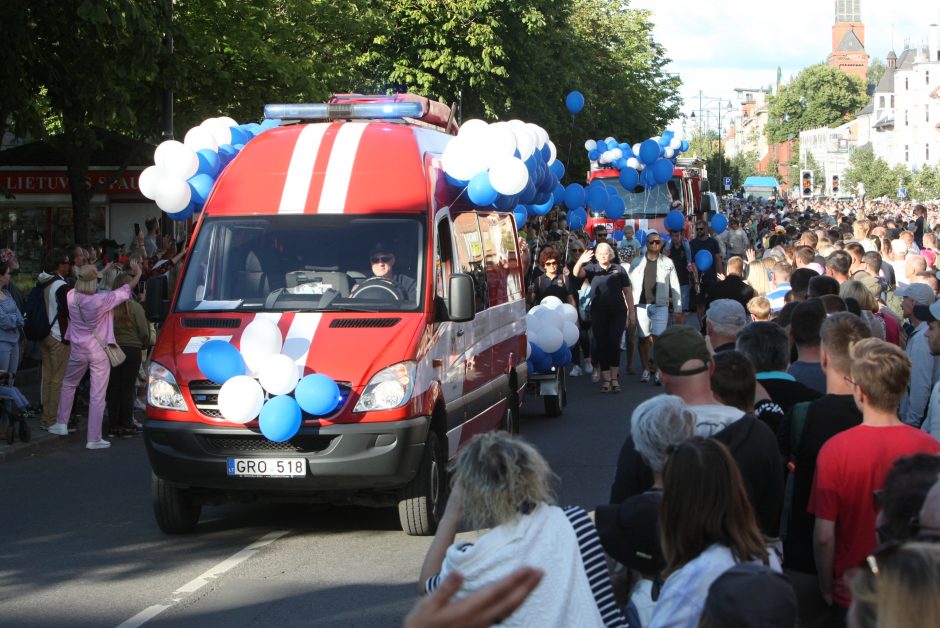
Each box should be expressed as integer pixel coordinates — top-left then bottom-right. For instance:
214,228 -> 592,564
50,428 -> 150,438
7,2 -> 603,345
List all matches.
0,170 -> 141,195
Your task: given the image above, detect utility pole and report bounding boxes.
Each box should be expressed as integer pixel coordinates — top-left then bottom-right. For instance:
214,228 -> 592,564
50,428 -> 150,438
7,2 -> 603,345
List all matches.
161,0 -> 174,141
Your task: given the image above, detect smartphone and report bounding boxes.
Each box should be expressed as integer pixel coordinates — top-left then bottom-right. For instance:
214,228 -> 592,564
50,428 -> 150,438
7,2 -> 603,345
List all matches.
134,223 -> 141,236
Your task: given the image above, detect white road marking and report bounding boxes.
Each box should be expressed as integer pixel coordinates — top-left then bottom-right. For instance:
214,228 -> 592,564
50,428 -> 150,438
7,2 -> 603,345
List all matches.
115,530 -> 288,628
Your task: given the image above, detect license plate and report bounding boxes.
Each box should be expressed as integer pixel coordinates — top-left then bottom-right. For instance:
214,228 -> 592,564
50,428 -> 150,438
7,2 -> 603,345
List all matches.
226,458 -> 307,477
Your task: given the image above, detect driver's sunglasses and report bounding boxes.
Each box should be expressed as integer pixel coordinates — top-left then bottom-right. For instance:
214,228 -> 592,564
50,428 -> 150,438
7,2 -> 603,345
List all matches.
371,255 -> 393,264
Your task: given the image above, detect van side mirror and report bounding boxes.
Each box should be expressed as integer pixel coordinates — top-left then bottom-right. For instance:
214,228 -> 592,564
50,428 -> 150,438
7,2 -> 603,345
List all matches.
447,273 -> 475,322
701,179 -> 710,193
145,275 -> 170,323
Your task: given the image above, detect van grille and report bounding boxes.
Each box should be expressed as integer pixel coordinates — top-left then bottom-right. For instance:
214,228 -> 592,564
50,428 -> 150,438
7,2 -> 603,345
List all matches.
203,434 -> 334,454
182,318 -> 241,329
189,379 -> 352,419
329,318 -> 400,328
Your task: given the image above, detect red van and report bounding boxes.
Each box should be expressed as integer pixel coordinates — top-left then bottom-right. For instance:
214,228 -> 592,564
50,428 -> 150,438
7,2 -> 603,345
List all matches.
144,95 -> 527,535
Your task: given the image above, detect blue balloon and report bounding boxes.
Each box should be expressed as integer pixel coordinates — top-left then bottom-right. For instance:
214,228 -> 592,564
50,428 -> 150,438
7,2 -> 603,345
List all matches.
613,158 -> 627,170
586,184 -> 609,211
492,193 -> 517,211
524,154 -> 538,178
639,139 -> 661,165
196,149 -> 220,178
259,395 -> 302,443
529,343 -> 545,364
660,130 -> 674,146
553,182 -> 566,206
564,183 -> 586,210
188,173 -> 216,205
551,345 -> 572,367
229,126 -> 250,146
606,195 -> 625,220
519,180 -> 537,204
468,171 -> 498,206
619,167 -> 639,190
711,214 -> 729,235
680,140 -> 690,152
445,172 -> 469,188
171,202 -> 196,222
513,207 -> 527,229
620,143 -> 634,158
694,249 -> 714,272
219,143 -> 237,160
295,373 -> 341,416
540,144 -> 551,161
533,349 -> 553,373
613,230 -> 624,242
244,122 -> 263,136
260,118 -> 280,131
530,196 -> 554,216
596,140 -> 609,153
565,91 -> 585,114
637,229 -> 648,245
652,158 -> 674,185
549,160 -> 565,180
567,208 -> 588,230
588,149 -> 600,161
196,340 -> 246,385
664,210 -> 685,232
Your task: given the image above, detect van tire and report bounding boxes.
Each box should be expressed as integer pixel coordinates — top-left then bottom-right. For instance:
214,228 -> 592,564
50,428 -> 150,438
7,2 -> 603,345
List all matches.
501,388 -> 520,435
399,431 -> 446,536
152,473 -> 202,534
544,370 -> 566,417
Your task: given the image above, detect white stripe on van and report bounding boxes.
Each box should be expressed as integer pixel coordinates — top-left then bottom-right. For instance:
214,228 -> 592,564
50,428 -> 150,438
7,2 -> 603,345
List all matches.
317,123 -> 368,214
280,313 -> 322,378
278,124 -> 329,214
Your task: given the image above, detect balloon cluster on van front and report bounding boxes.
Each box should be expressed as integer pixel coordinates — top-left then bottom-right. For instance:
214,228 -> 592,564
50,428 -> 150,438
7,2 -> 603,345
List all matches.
525,297 -> 579,374
440,119 -> 565,227
195,319 -> 341,442
138,117 -> 280,220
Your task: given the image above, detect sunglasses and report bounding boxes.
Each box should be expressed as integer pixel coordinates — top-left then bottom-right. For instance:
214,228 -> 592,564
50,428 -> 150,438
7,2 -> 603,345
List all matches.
543,260 -> 559,266
647,240 -> 662,245
571,248 -> 585,253
371,255 -> 393,263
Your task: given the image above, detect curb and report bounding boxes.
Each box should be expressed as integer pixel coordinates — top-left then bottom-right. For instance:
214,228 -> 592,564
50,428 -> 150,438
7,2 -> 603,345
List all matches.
0,422 -> 69,463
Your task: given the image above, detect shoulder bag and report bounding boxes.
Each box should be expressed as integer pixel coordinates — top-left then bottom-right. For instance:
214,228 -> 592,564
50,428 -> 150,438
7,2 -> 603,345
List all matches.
76,296 -> 126,367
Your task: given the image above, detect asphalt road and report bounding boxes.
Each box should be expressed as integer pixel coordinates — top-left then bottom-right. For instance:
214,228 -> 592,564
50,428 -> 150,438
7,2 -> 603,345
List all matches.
0,367 -> 660,627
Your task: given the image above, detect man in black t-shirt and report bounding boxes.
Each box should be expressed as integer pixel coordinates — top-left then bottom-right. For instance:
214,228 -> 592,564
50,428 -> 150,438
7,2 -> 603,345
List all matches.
690,219 -> 724,323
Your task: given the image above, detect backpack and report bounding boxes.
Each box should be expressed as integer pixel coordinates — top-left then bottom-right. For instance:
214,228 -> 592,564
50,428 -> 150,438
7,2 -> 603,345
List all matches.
779,401 -> 811,541
23,278 -> 57,341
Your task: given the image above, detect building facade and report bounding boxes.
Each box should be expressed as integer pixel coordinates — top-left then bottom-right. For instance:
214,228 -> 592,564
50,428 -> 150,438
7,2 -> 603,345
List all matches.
828,0 -> 868,82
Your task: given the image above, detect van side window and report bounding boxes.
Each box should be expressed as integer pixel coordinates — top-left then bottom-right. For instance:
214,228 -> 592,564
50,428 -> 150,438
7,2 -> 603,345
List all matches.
435,218 -> 454,300
498,214 -> 523,302
479,212 -> 510,307
452,213 -> 488,312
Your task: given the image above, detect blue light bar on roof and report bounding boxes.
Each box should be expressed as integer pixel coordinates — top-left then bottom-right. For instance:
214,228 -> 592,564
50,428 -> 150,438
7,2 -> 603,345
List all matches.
263,102 -> 424,121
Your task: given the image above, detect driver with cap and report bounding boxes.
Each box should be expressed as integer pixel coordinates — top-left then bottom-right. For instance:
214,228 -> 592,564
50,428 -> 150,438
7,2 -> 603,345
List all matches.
357,243 -> 417,302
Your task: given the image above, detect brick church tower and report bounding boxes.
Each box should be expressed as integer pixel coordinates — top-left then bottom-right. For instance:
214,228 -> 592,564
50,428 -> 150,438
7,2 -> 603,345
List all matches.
828,0 -> 869,81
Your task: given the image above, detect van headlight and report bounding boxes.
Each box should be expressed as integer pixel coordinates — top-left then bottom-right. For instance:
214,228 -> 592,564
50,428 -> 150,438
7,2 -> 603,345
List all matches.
148,361 -> 189,411
354,361 -> 417,412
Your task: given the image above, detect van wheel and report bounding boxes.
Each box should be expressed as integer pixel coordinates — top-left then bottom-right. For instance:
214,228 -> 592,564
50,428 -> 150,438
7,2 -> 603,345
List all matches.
152,473 -> 202,534
544,370 -> 567,417
501,388 -> 520,435
399,431 -> 446,536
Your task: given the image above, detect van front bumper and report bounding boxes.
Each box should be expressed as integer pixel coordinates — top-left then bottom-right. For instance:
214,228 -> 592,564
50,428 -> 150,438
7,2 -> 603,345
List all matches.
144,417 -> 430,494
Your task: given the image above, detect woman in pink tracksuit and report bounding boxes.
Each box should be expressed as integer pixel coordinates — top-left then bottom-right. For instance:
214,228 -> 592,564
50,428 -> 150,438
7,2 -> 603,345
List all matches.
48,261 -> 142,449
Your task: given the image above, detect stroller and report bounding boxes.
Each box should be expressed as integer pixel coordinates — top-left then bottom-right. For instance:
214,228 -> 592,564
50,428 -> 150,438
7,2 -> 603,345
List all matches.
0,371 -> 31,445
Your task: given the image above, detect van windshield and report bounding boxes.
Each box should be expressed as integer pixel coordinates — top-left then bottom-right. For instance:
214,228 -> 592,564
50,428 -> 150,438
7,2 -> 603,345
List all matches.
175,215 -> 425,313
597,175 -> 683,218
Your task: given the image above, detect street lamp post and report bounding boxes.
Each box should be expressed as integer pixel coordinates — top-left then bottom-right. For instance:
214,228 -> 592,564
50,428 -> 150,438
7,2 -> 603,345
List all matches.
691,96 -> 734,196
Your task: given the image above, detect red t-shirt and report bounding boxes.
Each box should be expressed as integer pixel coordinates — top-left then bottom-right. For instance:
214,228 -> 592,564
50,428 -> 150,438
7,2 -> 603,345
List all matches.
809,424 -> 940,607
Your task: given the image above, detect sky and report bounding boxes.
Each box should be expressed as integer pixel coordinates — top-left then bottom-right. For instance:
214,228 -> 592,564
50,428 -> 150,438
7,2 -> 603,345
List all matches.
630,0 -> 938,128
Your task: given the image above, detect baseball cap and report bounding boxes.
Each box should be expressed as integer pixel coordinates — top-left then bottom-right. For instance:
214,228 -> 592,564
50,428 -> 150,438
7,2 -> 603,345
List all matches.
913,300 -> 940,323
896,283 -> 936,306
652,326 -> 711,376
699,563 -> 798,628
706,299 -> 747,329
594,492 -> 664,575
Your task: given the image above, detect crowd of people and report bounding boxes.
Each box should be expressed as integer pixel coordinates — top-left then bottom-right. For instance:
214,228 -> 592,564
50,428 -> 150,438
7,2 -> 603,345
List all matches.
5,216 -> 185,449
409,195 -> 940,627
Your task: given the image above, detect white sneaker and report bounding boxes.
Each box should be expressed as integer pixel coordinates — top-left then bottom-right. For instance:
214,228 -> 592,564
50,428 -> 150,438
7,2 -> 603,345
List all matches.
654,371 -> 662,386
86,439 -> 111,450
640,370 -> 651,383
48,423 -> 68,436
570,365 -> 582,377
619,332 -> 626,351
583,361 -> 594,375
134,398 -> 146,411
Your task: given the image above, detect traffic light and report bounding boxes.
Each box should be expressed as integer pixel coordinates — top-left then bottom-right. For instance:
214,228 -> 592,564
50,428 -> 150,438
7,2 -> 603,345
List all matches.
801,169 -> 813,197
832,174 -> 840,195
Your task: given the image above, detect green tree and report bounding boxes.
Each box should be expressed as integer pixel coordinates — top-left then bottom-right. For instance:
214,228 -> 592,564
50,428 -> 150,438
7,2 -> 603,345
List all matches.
867,57 -> 886,94
843,145 -> 901,198
765,64 -> 868,144
729,150 -> 759,186
911,165 -> 940,201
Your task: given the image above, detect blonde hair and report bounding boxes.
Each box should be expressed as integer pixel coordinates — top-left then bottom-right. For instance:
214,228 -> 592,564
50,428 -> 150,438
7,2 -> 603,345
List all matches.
850,542 -> 940,628
745,257 -> 774,296
850,338 -> 911,412
747,296 -> 771,320
452,432 -> 556,530
595,242 -> 614,258
841,279 -> 877,312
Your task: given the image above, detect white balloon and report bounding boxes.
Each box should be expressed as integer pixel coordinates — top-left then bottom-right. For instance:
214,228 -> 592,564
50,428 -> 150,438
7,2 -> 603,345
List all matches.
488,156 -> 529,196
651,136 -> 661,144
626,157 -> 640,169
547,141 -> 557,165
526,341 -> 532,359
670,138 -> 682,150
138,165 -> 168,201
258,353 -> 300,395
155,177 -> 192,214
155,141 -> 198,180
525,312 -> 544,335
528,329 -> 541,348
598,152 -> 611,164
184,126 -> 219,152
632,143 -> 642,157
218,375 -> 265,424
201,117 -> 233,146
458,118 -> 489,138
537,326 -> 564,353
664,147 -> 675,158
217,116 -> 238,128
611,148 -> 623,160
533,306 -> 564,332
605,137 -> 617,145
442,138 -> 476,182
540,295 -> 563,309
559,303 -> 579,324
528,305 -> 545,316
240,318 -> 283,374
525,123 -> 546,149
508,120 -> 535,160
585,139 -> 598,151
487,123 -> 518,161
563,321 -> 580,348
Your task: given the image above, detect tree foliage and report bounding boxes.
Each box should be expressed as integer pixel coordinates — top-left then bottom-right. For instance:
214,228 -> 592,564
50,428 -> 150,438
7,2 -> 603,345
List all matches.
765,64 -> 868,144
843,145 -> 910,199
867,57 -> 886,94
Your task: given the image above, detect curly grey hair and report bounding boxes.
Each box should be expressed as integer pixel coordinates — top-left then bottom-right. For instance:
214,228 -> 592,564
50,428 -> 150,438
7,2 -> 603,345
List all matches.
631,395 -> 697,473
452,431 -> 556,530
